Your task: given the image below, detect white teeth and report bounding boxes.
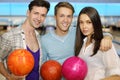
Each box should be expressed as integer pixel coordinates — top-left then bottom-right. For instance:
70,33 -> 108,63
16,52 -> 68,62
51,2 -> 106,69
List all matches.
62,23 -> 68,27
35,21 -> 40,25
34,19 -> 40,25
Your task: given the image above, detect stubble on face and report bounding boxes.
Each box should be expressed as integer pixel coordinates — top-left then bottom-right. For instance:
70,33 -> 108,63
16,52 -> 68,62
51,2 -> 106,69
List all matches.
55,7 -> 73,36
28,6 -> 47,29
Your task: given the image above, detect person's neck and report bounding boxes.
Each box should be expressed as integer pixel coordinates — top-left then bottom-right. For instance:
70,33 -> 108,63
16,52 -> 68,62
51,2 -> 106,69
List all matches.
55,29 -> 68,36
86,36 -> 92,47
22,20 -> 35,34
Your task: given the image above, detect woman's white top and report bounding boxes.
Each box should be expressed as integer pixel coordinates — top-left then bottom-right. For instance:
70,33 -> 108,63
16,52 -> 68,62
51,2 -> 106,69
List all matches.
78,37 -> 120,80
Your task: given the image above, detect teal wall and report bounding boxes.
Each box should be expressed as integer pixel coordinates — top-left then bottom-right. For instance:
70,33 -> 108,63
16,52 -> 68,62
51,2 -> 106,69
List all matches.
0,2 -> 120,16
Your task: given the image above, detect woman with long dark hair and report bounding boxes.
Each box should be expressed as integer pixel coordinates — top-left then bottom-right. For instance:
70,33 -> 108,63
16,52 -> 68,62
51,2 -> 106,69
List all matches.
75,7 -> 120,80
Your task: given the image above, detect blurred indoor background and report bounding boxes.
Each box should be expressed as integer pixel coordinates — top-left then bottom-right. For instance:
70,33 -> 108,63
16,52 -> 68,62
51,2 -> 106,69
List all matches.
0,0 -> 120,55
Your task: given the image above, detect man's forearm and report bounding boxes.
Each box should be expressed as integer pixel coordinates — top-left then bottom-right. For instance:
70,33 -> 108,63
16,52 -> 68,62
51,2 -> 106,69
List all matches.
0,62 -> 10,79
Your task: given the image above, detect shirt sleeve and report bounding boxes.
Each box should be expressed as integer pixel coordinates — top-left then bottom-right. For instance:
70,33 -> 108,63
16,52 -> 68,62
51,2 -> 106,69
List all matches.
102,43 -> 120,76
0,34 -> 12,62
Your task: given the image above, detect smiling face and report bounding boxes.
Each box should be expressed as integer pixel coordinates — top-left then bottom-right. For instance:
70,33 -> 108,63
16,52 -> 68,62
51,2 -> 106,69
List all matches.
54,7 -> 73,36
79,14 -> 94,37
27,6 -> 48,29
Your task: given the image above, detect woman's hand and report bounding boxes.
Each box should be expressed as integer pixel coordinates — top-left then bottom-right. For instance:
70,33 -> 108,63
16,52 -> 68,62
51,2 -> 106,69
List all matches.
101,75 -> 120,80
